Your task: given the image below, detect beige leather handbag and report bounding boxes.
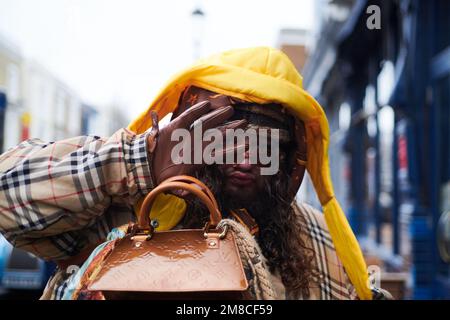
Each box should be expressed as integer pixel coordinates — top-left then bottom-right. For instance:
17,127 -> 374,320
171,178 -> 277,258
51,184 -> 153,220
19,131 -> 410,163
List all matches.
88,175 -> 249,299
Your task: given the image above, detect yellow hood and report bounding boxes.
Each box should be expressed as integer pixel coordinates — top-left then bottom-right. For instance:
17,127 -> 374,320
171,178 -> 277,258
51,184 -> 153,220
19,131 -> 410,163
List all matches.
129,47 -> 372,300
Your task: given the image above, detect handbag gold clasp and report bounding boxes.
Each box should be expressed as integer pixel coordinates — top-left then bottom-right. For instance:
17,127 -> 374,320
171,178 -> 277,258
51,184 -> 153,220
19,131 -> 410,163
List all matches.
203,222 -> 228,239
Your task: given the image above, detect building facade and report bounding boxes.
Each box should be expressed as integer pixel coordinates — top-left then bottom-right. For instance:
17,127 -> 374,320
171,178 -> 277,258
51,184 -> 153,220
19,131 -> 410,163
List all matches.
303,0 -> 450,299
0,34 -> 105,152
0,35 -> 25,152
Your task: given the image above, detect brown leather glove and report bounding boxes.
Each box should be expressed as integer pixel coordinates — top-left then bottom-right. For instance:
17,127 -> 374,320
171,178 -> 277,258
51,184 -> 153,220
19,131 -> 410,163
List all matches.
287,118 -> 307,202
147,101 -> 247,185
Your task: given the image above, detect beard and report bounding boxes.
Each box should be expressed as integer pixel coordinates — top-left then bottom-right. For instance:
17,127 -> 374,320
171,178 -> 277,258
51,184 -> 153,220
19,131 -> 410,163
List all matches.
181,164 -> 314,299
180,165 -> 290,230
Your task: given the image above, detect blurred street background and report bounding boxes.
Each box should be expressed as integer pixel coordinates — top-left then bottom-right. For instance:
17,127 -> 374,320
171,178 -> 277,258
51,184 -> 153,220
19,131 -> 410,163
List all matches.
0,0 -> 449,300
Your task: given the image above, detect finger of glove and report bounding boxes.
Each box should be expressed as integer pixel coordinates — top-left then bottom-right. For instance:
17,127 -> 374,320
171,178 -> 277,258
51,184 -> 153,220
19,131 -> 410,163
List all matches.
209,120 -> 249,163
187,142 -> 247,169
216,119 -> 248,132
176,100 -> 211,129
193,106 -> 234,131
209,143 -> 247,162
214,119 -> 248,149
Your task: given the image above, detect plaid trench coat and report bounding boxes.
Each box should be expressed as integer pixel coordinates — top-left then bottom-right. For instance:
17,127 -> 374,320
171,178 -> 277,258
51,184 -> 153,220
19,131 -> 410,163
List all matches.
0,128 -> 358,300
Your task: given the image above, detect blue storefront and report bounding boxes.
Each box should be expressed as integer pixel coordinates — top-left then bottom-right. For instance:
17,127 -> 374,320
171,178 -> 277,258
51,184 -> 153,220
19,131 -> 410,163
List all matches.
303,0 -> 450,299
0,90 -> 6,152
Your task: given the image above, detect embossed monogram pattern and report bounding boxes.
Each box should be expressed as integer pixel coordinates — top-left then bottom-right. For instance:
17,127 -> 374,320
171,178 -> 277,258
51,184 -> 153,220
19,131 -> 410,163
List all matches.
89,229 -> 248,292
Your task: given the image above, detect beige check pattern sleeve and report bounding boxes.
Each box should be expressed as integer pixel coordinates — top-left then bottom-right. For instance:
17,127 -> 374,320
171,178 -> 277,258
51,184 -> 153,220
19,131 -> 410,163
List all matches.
294,203 -> 359,300
0,128 -> 154,261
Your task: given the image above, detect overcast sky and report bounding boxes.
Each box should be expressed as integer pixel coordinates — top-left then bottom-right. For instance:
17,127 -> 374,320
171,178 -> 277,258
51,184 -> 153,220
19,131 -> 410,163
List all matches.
0,0 -> 314,120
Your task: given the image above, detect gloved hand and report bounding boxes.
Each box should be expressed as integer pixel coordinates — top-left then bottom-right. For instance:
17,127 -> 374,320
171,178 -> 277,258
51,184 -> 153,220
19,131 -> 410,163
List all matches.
147,101 -> 247,185
287,118 -> 307,201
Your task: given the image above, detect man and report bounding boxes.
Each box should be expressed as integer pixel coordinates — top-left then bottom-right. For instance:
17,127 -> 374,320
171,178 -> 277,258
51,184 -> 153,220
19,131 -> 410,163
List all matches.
0,47 -> 388,299
159,85 -> 316,299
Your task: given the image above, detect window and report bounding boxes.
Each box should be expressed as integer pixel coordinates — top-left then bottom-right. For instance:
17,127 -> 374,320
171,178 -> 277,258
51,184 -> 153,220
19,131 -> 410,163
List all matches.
6,63 -> 20,104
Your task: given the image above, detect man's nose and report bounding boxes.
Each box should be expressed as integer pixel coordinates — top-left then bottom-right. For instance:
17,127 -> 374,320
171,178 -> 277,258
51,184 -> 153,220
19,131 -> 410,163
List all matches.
234,150 -> 253,171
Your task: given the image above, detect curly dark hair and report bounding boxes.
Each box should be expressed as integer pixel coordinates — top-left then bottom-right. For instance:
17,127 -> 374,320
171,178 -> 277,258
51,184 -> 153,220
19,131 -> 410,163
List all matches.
175,100 -> 317,298
180,164 -> 316,299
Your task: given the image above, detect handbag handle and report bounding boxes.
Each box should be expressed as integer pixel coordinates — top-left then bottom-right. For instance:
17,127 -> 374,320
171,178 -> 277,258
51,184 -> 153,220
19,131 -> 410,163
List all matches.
162,175 -> 219,209
138,176 -> 222,230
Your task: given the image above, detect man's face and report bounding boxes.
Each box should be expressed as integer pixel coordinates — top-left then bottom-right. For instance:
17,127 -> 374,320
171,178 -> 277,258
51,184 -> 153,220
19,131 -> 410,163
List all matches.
171,86 -> 297,206
218,159 -> 266,203
214,108 -> 292,205
217,143 -> 287,204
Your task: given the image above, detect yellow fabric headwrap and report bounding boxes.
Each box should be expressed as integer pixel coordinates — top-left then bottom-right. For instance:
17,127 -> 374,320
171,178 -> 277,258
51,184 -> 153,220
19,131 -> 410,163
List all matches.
128,47 -> 372,300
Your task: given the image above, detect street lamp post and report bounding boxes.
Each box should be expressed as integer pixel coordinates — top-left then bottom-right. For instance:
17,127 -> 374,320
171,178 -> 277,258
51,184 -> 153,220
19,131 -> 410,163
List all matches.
191,7 -> 205,60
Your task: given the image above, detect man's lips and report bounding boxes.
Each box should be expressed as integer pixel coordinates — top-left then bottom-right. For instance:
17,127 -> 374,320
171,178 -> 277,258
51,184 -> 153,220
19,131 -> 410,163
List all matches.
227,171 -> 255,186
